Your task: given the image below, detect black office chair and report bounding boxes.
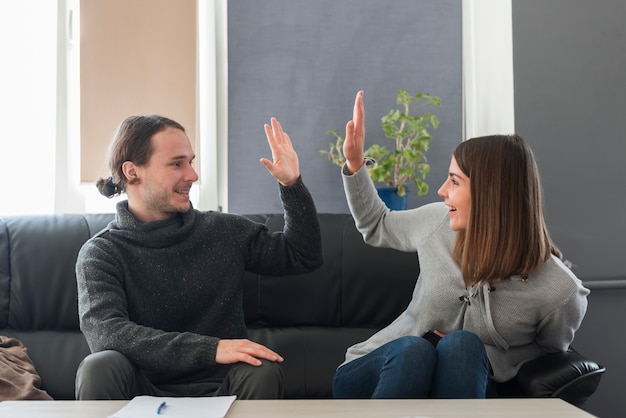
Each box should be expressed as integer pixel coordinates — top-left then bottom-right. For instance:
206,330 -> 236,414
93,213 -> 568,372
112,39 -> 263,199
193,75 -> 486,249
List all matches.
493,347 -> 605,408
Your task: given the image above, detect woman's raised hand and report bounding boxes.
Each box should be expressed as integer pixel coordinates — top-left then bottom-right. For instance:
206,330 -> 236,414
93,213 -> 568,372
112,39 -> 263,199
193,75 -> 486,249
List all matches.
343,90 -> 366,174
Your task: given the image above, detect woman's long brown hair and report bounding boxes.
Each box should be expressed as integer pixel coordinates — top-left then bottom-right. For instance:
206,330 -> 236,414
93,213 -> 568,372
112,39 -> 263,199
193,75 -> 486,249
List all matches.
452,134 -> 561,286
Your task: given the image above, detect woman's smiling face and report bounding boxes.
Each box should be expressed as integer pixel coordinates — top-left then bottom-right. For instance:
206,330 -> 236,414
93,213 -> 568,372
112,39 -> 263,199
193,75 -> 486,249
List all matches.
437,156 -> 471,231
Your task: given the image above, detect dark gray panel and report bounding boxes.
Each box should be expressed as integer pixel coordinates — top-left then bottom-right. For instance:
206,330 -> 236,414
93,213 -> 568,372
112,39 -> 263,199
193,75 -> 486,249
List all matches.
513,2 -> 626,417
571,288 -> 626,418
512,0 -> 626,282
227,0 -> 462,213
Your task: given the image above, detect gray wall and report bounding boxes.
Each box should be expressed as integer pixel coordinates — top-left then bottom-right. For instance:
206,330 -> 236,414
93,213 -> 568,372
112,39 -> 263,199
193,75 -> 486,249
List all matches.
227,0 -> 462,214
512,1 -> 626,417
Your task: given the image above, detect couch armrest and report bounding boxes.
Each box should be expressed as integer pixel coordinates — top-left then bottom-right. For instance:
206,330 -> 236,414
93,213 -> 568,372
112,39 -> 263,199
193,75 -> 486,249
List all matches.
515,349 -> 605,404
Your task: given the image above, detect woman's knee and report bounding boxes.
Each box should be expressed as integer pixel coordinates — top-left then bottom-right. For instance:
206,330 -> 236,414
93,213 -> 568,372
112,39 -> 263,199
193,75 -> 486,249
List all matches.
432,331 -> 489,398
333,336 -> 437,399
386,335 -> 436,365
436,331 -> 488,369
438,330 -> 483,351
394,335 -> 433,351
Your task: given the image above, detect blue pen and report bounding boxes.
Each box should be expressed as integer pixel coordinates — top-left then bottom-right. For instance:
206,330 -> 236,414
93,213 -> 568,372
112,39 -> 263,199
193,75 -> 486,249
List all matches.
157,401 -> 167,415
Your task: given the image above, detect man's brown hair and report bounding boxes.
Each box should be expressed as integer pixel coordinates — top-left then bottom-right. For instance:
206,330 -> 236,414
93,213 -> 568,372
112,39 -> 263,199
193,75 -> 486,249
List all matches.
96,115 -> 185,197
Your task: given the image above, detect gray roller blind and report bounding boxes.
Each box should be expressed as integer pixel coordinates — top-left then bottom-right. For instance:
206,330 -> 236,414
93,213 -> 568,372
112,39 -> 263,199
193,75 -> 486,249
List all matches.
227,0 -> 462,213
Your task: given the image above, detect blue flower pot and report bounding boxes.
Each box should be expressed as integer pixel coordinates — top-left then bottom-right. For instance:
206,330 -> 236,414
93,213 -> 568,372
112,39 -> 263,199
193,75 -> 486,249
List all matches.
376,187 -> 408,210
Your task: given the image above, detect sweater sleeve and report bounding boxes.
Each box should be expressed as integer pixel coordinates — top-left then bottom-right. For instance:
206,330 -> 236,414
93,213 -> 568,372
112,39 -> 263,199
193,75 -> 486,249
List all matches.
244,176 -> 323,275
342,162 -> 446,252
535,280 -> 589,353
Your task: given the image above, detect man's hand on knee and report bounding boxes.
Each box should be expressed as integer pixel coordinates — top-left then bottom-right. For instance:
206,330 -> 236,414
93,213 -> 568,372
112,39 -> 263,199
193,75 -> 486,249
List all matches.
216,339 -> 284,366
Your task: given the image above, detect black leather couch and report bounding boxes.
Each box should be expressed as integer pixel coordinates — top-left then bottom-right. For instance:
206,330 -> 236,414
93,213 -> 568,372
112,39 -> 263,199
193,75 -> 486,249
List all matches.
0,213 -> 604,404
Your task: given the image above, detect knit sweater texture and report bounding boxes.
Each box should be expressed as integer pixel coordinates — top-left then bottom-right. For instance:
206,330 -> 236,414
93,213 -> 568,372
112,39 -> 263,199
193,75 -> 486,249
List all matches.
76,178 -> 322,386
340,165 -> 589,382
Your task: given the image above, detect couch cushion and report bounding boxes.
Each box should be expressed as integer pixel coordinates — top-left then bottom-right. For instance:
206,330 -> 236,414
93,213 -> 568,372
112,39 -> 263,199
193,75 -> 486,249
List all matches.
243,214 -> 344,327
248,326 -> 377,398
243,214 -> 418,329
339,216 -> 419,327
0,214 -> 112,331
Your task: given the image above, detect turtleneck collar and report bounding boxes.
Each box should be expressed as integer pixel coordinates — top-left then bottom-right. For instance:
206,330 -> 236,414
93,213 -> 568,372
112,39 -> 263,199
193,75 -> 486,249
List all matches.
112,200 -> 197,248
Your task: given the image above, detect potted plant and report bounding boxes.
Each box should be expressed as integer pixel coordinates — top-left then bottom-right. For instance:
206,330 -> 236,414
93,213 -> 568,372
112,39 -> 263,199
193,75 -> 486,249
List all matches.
321,89 -> 441,209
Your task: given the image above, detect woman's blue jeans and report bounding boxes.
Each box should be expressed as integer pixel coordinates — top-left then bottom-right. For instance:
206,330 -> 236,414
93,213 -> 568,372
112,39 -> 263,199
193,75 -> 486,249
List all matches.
332,331 -> 489,399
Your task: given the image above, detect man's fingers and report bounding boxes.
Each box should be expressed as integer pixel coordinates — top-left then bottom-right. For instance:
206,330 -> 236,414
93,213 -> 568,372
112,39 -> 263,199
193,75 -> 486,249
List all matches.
264,123 -> 275,147
270,117 -> 284,141
246,342 -> 284,362
265,118 -> 292,149
216,339 -> 284,365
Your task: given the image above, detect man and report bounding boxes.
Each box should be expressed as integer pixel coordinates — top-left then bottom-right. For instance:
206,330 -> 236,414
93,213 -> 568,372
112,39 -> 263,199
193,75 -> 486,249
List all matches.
75,115 -> 322,400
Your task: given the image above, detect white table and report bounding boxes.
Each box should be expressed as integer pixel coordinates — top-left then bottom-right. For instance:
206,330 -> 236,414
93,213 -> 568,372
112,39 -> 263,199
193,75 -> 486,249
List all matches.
0,398 -> 597,417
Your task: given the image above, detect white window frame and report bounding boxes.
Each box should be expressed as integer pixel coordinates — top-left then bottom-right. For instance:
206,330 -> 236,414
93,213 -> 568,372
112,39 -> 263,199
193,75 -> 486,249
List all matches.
58,0 -> 227,214
462,0 -> 515,139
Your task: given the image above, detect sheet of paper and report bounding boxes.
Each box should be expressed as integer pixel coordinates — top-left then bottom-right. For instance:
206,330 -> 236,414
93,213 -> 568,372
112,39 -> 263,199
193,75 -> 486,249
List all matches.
108,395 -> 236,418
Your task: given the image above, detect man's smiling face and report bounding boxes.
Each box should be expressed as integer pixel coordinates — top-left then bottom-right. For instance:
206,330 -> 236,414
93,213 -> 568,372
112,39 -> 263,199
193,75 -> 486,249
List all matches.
128,127 -> 199,222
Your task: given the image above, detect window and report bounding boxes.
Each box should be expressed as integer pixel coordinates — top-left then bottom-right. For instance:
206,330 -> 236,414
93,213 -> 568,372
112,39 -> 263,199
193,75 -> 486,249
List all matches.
0,0 -> 225,216
0,1 -> 57,215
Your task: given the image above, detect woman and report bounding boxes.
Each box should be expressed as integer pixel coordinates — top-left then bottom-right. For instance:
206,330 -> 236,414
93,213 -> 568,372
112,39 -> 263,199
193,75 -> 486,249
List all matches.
332,91 -> 589,399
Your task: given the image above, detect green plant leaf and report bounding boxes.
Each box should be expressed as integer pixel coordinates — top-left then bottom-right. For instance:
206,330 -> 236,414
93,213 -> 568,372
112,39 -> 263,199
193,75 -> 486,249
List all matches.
321,89 -> 441,199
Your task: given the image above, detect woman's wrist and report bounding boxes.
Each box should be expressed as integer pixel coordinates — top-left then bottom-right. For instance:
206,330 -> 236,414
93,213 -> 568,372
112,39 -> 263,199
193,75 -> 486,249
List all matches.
345,160 -> 364,175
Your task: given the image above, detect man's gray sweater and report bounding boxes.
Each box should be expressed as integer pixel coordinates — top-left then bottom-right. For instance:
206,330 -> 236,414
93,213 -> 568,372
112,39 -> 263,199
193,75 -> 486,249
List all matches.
76,178 -> 322,386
